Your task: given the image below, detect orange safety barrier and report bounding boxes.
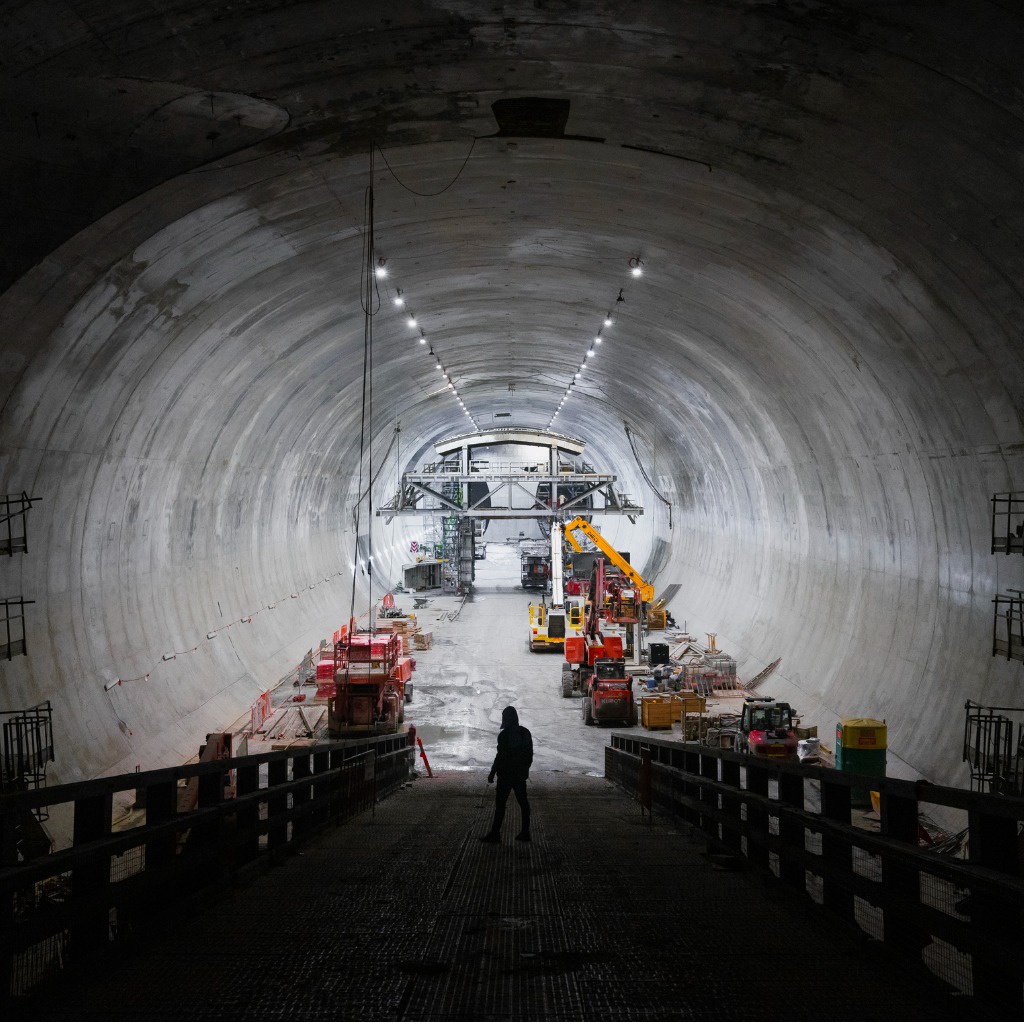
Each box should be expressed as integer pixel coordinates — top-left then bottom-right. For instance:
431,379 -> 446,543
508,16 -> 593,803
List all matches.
248,691 -> 272,736
417,736 -> 433,778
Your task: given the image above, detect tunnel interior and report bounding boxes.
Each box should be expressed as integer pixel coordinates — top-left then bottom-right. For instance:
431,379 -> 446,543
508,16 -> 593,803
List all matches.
0,2 -> 1022,791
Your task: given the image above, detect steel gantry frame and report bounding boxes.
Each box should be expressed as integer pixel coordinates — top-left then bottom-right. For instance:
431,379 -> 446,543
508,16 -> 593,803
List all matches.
376,428 -> 643,523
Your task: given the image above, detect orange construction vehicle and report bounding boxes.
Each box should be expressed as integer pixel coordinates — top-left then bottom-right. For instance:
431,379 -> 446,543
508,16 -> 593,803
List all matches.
326,629 -> 415,737
560,559 -> 637,727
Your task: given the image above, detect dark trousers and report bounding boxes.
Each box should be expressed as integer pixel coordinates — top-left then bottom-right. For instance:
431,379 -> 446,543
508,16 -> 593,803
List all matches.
491,777 -> 530,835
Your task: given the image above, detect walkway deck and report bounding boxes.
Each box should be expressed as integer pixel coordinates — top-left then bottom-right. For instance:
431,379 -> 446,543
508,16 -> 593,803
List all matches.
23,771 -> 973,1021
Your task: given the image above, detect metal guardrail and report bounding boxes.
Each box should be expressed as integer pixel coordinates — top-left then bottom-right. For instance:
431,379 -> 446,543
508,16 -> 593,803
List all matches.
606,733 -> 1024,1013
991,492 -> 1024,556
993,591 -> 1024,663
0,598 -> 34,661
0,732 -> 413,1000
0,493 -> 41,557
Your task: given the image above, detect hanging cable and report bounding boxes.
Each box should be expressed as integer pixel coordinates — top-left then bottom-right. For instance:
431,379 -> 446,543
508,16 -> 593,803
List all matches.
349,151 -> 378,639
354,422 -> 401,512
624,421 -> 673,530
376,137 -> 477,197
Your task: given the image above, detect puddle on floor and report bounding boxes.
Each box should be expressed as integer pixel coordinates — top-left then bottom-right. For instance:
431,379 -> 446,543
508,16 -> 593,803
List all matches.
414,723 -> 492,746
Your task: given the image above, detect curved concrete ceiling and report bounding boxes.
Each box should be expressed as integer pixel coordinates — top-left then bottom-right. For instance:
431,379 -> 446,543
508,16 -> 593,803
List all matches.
0,2 -> 1022,786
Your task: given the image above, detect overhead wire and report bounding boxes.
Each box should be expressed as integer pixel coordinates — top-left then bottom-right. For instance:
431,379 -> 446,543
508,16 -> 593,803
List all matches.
349,151 -> 379,641
375,137 -> 478,197
624,421 -> 674,530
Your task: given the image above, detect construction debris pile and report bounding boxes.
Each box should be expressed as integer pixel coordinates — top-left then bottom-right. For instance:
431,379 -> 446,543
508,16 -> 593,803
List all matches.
644,632 -> 739,694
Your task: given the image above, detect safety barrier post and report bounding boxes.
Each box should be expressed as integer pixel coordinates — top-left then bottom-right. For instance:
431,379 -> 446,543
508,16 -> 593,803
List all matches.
234,763 -> 261,868
267,757 -> 288,855
417,737 -> 433,778
70,792 -> 114,962
312,749 -> 331,829
967,801 -> 1022,1006
291,753 -> 313,844
777,772 -> 805,889
743,761 -> 771,871
818,777 -> 854,922
718,754 -> 742,854
639,746 -> 652,817
698,750 -> 718,837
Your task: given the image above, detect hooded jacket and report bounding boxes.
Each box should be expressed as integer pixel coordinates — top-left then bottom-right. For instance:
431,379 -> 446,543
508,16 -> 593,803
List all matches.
490,706 -> 534,782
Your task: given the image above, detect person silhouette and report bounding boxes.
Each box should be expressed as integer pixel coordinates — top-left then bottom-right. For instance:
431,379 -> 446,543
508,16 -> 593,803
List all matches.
480,705 -> 533,843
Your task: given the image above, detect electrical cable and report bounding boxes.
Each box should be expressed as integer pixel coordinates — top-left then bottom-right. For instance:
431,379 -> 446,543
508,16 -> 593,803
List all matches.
354,422 -> 400,511
624,421 -> 674,530
376,137 -> 478,197
349,152 -> 377,642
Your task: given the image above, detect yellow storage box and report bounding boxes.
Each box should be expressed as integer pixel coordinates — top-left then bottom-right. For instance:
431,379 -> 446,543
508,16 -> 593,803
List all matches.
641,696 -> 675,729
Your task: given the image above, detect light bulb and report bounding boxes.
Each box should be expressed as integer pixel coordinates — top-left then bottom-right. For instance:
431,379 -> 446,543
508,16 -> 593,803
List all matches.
419,336 -> 426,344
595,336 -> 602,344
375,266 -> 388,278
407,317 -> 417,328
631,266 -> 642,277
604,318 -> 613,327
394,297 -> 404,307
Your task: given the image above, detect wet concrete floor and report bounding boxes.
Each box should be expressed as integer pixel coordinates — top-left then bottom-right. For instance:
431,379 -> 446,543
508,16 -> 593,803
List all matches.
398,543 -> 734,778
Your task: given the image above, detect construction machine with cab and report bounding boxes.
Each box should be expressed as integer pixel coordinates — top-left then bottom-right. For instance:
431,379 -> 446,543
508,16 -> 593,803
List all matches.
560,558 -> 637,727
326,628 -> 415,737
528,523 -> 584,652
737,696 -> 798,760
562,516 -> 654,663
578,653 -> 637,727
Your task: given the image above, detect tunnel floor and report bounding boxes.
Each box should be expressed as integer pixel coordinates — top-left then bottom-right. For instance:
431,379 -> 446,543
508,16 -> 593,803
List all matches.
26,771 -> 972,1021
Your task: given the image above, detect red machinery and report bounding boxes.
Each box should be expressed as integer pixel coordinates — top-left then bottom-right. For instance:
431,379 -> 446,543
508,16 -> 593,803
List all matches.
324,629 -> 415,737
738,697 -> 797,759
560,559 -> 636,727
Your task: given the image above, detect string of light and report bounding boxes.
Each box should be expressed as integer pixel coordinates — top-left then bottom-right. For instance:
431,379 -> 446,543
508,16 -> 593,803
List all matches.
548,256 -> 645,429
102,568 -> 352,690
375,259 -> 479,429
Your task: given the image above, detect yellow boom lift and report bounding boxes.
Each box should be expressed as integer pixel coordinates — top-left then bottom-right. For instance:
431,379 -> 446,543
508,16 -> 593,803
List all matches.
528,522 -> 585,652
562,517 -> 654,603
562,516 -> 655,664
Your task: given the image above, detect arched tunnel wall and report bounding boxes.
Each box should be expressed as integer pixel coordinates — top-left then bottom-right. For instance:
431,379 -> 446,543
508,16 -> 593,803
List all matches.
0,2 -> 1022,791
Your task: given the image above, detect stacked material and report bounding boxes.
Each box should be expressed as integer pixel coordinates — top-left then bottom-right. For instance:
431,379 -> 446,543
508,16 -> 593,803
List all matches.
641,692 -> 707,730
703,652 -> 738,689
378,616 -> 418,653
413,630 -> 433,651
313,658 -> 336,702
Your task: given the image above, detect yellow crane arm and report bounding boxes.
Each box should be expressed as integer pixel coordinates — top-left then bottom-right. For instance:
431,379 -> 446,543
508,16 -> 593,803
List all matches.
562,516 -> 655,602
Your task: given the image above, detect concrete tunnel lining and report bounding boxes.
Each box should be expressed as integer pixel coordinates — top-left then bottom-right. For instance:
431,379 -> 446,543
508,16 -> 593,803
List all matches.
0,2 -> 1022,793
